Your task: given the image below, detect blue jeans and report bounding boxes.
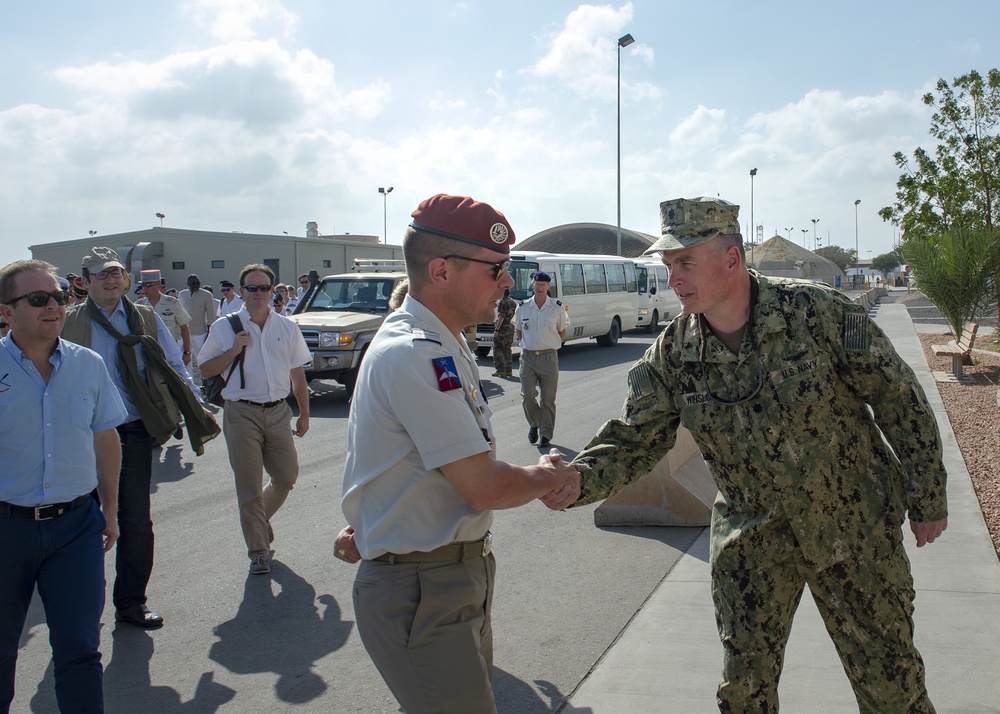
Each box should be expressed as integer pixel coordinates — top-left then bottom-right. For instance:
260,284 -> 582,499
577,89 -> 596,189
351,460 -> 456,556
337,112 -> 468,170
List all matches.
0,498 -> 107,714
114,421 -> 156,610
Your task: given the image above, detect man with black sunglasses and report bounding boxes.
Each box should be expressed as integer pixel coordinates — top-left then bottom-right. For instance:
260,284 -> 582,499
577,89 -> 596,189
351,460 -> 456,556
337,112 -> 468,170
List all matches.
567,196 -> 948,712
198,264 -> 311,576
61,247 -> 220,630
336,194 -> 579,713
1,259 -> 127,712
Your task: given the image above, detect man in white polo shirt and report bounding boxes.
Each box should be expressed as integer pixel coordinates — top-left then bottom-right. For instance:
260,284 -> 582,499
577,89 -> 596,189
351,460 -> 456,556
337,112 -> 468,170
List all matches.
198,263 -> 310,576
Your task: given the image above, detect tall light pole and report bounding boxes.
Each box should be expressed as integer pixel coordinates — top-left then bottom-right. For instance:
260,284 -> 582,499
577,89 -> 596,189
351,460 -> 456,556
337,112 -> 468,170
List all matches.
854,199 -> 861,287
378,186 -> 394,243
784,227 -> 793,240
801,228 -> 808,247
749,168 -> 757,265
616,32 -> 635,257
811,218 -> 820,251
155,212 -> 165,226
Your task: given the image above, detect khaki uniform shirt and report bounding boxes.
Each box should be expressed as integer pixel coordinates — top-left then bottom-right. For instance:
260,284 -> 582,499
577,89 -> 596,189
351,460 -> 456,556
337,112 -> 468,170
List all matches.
573,272 -> 947,572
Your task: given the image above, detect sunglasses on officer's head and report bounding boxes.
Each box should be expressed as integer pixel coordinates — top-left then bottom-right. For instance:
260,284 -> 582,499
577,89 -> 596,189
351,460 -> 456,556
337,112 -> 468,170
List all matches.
242,284 -> 273,293
5,290 -> 70,307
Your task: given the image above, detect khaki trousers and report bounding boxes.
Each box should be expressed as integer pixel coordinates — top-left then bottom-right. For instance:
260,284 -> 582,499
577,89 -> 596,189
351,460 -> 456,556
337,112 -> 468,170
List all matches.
519,350 -> 559,439
223,399 -> 299,557
353,553 -> 497,713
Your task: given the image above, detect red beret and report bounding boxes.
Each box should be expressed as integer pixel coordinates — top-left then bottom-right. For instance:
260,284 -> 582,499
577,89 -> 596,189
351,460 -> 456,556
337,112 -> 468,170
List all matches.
410,194 -> 515,254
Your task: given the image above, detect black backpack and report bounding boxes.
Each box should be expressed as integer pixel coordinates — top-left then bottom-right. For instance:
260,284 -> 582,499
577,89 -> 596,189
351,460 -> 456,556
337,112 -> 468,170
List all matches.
202,315 -> 246,407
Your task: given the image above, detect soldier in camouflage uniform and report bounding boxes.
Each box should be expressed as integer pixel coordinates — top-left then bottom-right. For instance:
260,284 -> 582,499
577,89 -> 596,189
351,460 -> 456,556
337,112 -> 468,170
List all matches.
568,197 -> 948,713
492,288 -> 517,377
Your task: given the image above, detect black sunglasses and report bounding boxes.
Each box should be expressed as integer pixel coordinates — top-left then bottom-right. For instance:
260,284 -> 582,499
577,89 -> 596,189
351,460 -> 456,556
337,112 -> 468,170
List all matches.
443,255 -> 511,281
5,290 -> 70,308
242,284 -> 273,293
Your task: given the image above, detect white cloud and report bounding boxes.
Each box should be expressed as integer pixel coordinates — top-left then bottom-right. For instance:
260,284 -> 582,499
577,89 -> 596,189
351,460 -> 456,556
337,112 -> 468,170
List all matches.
181,0 -> 299,43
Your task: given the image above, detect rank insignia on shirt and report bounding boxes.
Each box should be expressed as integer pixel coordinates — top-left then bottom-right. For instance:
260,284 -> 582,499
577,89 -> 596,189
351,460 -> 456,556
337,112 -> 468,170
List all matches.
432,356 -> 462,391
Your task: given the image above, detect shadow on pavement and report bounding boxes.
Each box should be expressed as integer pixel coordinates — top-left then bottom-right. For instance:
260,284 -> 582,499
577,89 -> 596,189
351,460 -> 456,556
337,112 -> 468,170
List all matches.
494,666 -> 594,713
208,559 -> 353,704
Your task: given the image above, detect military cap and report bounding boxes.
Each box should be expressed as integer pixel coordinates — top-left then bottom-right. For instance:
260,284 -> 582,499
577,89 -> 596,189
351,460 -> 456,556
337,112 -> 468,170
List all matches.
220,279 -> 235,288
140,269 -> 162,285
645,197 -> 741,254
532,271 -> 552,282
82,246 -> 126,274
410,193 -> 515,254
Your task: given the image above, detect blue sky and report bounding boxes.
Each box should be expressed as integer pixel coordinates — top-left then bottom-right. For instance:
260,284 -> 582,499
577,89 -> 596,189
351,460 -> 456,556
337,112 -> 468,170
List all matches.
2,1 -> 997,262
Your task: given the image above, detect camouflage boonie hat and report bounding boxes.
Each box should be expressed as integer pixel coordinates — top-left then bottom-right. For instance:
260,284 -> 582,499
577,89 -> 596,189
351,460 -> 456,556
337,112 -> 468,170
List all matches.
644,197 -> 741,254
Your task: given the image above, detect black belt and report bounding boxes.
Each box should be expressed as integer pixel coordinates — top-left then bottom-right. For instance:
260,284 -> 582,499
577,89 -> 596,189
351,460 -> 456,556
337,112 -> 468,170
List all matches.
0,494 -> 91,521
374,533 -> 493,565
237,399 -> 284,409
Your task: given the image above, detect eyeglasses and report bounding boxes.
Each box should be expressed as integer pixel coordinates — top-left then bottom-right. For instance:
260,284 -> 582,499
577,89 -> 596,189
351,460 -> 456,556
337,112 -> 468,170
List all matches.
299,280 -> 309,285
221,287 -> 232,292
93,268 -> 123,280
5,290 -> 70,308
242,284 -> 273,293
443,255 -> 511,281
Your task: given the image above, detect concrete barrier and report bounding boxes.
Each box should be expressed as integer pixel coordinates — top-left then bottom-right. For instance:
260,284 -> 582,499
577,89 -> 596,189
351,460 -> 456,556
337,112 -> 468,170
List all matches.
594,426 -> 716,527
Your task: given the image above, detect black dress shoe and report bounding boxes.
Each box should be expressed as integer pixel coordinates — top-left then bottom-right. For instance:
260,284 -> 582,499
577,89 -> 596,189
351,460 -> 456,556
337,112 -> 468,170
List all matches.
539,437 -> 551,448
116,603 -> 164,629
528,427 -> 538,444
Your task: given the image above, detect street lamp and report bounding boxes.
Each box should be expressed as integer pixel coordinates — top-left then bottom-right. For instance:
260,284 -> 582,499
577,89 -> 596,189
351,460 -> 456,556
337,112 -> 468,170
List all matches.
616,32 -> 635,257
801,228 -> 808,247
854,199 -> 861,287
378,186 -> 394,243
88,229 -> 98,237
784,227 -> 793,240
811,218 -> 820,251
749,168 -> 757,265
155,212 -> 165,226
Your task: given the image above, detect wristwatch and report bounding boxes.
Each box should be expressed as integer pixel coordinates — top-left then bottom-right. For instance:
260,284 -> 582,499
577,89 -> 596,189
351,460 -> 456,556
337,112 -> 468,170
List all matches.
183,350 -> 192,355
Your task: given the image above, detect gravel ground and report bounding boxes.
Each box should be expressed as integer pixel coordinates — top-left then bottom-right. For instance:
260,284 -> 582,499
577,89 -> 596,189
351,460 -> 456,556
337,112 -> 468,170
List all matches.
917,333 -> 1000,562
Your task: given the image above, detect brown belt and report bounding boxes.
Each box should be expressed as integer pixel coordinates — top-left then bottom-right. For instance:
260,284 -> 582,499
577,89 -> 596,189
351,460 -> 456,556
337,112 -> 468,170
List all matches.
0,493 -> 92,521
374,533 -> 493,564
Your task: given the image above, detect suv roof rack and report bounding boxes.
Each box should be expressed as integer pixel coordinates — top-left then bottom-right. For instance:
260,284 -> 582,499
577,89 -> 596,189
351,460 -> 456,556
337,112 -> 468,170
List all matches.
351,258 -> 406,273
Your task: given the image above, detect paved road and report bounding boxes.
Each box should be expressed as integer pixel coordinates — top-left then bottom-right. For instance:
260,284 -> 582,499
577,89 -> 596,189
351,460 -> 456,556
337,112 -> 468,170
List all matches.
14,330 -> 700,714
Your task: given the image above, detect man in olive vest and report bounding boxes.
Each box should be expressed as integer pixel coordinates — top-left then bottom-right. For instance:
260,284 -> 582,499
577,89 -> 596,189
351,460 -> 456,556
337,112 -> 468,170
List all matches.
61,247 -> 219,629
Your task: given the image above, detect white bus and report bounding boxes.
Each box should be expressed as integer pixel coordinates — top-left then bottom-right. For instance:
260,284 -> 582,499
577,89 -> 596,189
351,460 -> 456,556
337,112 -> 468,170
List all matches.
634,259 -> 680,332
475,250 -> 639,356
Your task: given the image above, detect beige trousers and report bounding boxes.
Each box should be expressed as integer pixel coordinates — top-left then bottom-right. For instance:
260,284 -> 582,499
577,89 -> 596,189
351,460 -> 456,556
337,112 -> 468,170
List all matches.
223,399 -> 299,557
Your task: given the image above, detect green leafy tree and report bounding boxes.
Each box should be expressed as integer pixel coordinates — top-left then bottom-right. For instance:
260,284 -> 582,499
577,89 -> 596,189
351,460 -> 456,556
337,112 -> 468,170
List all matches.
879,68 -> 1000,317
815,245 -> 855,273
901,226 -> 999,337
871,250 -> 903,280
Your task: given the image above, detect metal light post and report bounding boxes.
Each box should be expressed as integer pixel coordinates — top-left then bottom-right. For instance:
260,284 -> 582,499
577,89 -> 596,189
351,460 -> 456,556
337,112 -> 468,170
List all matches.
378,186 -> 394,243
811,218 -> 820,251
749,168 -> 757,265
801,228 -> 808,247
784,227 -> 793,240
854,199 -> 861,287
155,212 -> 165,227
616,32 -> 635,257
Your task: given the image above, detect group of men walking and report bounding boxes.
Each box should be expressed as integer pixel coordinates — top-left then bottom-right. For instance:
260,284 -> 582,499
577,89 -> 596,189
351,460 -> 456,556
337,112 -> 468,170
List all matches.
1,249 -> 310,712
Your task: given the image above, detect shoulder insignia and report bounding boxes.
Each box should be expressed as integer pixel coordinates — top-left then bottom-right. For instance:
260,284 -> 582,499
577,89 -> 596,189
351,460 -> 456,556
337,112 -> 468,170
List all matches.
432,356 -> 462,391
627,361 -> 657,401
555,300 -> 563,306
843,304 -> 870,352
411,329 -> 442,345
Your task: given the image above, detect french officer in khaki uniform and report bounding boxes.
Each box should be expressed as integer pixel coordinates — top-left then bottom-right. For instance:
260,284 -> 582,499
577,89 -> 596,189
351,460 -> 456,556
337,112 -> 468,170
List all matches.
567,196 -> 947,713
514,271 -> 569,448
337,194 -> 580,714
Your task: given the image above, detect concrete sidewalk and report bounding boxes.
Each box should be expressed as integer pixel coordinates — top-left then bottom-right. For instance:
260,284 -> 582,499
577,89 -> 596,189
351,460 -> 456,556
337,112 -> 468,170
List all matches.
565,302 -> 1000,713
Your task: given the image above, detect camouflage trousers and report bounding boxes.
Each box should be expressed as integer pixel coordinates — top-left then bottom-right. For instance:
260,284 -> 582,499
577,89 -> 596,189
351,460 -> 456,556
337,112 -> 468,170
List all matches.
712,528 -> 934,713
492,325 -> 515,374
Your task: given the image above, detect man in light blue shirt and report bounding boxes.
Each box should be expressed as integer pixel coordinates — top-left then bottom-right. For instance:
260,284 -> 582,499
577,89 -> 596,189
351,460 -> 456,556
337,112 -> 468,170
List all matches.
0,259 -> 127,714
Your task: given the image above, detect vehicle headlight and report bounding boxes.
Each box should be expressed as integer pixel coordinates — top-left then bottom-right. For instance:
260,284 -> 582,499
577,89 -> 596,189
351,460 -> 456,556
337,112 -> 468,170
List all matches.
319,332 -> 341,347
639,308 -> 649,316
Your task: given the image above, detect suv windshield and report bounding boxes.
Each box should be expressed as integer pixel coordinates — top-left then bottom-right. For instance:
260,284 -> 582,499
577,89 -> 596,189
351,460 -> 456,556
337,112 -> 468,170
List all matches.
305,278 -> 398,314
